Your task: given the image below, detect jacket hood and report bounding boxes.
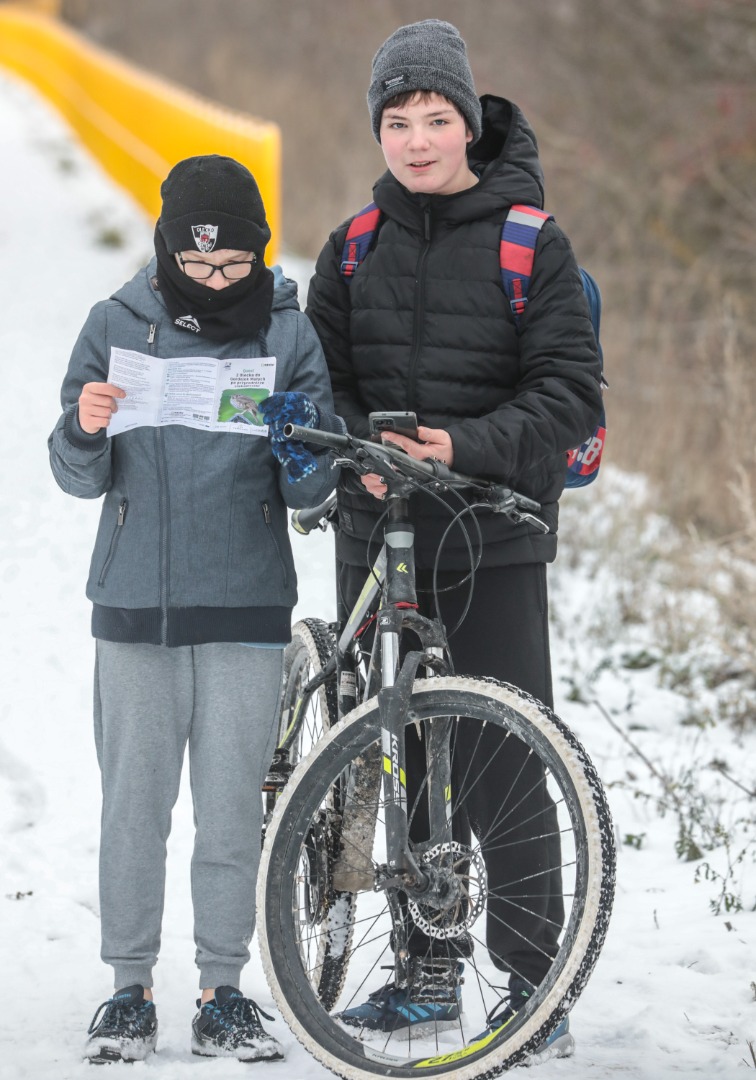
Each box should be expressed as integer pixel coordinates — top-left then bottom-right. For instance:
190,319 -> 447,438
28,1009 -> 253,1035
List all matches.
109,257 -> 300,324
372,94 -> 544,230
471,95 -> 544,206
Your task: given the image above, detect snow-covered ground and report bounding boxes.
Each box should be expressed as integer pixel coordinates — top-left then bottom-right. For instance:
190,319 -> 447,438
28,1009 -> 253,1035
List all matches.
1,69 -> 754,1078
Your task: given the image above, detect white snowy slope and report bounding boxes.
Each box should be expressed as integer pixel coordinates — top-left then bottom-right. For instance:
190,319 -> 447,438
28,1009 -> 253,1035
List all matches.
0,70 -> 753,1079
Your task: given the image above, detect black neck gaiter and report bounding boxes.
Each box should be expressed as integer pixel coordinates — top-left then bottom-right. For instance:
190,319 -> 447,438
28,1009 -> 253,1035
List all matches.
154,226 -> 275,343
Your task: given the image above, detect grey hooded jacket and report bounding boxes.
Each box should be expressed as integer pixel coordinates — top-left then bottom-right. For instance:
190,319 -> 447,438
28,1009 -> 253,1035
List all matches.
49,260 -> 342,646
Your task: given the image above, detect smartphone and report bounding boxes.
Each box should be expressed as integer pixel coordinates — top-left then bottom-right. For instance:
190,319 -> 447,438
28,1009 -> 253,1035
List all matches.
368,410 -> 419,441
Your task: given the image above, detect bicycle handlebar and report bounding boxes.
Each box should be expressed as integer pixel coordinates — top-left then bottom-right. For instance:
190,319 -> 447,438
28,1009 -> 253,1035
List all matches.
284,423 -> 549,532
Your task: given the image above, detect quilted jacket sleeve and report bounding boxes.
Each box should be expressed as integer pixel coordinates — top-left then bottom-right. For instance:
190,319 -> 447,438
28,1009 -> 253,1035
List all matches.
447,223 -> 603,481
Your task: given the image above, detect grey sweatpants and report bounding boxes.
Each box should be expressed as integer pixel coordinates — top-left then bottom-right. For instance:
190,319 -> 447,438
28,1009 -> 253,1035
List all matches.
93,640 -> 283,991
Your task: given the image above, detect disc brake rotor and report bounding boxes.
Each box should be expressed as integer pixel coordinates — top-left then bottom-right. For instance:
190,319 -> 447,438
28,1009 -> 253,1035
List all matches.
407,841 -> 487,939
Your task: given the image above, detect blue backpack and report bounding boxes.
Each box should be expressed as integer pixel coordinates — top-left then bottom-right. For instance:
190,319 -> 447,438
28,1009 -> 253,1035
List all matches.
340,202 -> 606,488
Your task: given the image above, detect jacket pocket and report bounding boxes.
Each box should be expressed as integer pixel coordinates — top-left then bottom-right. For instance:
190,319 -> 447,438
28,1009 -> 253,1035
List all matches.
261,501 -> 289,588
97,499 -> 128,587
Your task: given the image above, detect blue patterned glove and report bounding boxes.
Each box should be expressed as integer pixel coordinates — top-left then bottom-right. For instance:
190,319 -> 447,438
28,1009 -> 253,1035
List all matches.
260,392 -> 319,438
260,392 -> 320,484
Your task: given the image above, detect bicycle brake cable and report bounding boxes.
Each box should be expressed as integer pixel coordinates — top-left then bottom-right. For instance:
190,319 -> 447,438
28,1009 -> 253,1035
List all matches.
432,502 -> 486,640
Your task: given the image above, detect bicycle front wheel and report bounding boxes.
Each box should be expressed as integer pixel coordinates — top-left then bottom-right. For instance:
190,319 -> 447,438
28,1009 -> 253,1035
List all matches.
258,676 -> 615,1080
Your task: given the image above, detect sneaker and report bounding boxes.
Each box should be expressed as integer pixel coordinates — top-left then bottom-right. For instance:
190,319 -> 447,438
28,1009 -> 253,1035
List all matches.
84,984 -> 158,1064
338,958 -> 463,1034
191,985 -> 284,1061
475,976 -> 574,1063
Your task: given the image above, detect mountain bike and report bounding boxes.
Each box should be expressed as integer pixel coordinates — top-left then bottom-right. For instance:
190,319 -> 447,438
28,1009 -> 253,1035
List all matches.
258,426 -> 615,1079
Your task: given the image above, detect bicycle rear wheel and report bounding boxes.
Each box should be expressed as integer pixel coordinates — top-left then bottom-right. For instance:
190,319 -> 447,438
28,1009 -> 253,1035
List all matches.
258,675 -> 615,1080
278,617 -> 338,764
265,616 -> 358,1011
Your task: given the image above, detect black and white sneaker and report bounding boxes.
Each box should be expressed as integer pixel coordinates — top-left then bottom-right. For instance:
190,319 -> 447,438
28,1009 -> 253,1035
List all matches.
84,984 -> 158,1064
191,986 -> 284,1061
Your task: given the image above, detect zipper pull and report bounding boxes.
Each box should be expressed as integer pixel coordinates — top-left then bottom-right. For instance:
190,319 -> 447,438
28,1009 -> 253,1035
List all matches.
262,502 -> 271,524
147,323 -> 156,344
118,499 -> 127,526
424,205 -> 431,242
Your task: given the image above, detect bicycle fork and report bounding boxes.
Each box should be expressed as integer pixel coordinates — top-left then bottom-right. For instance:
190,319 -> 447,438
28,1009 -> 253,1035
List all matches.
376,517 -> 457,984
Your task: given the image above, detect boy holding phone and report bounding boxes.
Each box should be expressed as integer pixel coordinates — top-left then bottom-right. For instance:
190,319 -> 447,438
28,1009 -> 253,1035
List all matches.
307,19 -> 602,1057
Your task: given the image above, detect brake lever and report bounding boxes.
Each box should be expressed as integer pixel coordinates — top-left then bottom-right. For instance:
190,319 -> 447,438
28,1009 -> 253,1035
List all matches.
332,454 -> 367,473
510,509 -> 550,534
331,450 -> 396,491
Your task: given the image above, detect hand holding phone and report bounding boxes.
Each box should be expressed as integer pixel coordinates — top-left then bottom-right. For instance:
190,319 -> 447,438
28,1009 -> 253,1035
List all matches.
362,416 -> 454,497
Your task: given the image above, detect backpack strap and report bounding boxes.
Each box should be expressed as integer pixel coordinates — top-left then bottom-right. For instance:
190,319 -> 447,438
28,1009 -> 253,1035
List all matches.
502,205 -> 606,489
340,202 -> 382,279
499,204 -> 553,326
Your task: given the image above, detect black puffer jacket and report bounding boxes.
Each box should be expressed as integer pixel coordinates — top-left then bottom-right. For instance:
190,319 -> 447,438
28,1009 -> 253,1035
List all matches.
307,95 -> 603,571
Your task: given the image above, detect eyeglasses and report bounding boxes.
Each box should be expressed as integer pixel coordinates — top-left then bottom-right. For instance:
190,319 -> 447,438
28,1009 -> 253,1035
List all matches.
177,253 -> 257,280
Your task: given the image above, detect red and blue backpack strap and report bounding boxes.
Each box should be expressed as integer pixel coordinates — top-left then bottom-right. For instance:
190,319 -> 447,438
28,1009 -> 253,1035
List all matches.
500,203 -> 606,488
340,202 -> 382,279
499,204 -> 553,327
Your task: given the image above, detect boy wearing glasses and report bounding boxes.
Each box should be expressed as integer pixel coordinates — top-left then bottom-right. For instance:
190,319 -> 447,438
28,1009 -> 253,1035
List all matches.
49,155 -> 341,1063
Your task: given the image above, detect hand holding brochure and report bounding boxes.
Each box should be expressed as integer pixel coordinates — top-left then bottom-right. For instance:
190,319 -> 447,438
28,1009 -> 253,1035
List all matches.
106,348 -> 277,437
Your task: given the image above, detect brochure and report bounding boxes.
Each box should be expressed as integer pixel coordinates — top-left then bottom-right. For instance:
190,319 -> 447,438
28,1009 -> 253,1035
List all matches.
106,348 -> 276,437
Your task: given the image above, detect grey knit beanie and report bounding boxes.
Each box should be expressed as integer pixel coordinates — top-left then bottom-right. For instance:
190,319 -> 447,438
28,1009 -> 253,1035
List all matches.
368,19 -> 482,144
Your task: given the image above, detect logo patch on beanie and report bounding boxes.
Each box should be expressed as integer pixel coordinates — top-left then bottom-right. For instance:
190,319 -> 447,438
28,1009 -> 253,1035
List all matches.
191,224 -> 218,253
382,74 -> 408,92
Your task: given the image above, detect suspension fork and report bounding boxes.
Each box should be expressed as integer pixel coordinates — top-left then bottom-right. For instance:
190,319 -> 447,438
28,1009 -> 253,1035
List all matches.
375,510 -> 420,876
378,508 -> 457,881
423,714 -> 454,848
373,503 -> 460,984
418,639 -> 454,853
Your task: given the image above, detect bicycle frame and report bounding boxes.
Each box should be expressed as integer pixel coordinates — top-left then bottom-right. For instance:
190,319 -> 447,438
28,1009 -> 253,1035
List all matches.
275,425 -> 551,980
294,485 -> 460,903
259,428 -> 616,1074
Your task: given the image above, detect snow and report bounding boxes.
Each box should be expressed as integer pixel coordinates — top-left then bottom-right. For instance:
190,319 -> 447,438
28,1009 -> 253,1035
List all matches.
1,69 -> 754,1078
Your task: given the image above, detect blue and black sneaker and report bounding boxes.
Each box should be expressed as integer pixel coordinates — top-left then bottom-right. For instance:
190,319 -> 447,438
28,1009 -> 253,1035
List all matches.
84,984 -> 158,1064
338,959 -> 463,1035
191,985 -> 284,1061
475,975 -> 574,1064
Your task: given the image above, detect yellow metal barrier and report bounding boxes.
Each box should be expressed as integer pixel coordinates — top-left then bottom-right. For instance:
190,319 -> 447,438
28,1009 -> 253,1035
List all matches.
0,5 -> 281,255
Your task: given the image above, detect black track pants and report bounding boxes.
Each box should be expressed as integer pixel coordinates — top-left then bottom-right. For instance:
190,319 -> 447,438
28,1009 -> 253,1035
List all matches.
337,559 -> 563,986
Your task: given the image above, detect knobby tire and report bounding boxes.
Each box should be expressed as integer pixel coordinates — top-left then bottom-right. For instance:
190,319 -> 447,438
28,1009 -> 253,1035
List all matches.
258,675 -> 615,1080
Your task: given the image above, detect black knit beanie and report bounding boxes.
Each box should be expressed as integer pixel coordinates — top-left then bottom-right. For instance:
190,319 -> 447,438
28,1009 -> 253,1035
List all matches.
367,20 -> 482,145
157,154 -> 271,255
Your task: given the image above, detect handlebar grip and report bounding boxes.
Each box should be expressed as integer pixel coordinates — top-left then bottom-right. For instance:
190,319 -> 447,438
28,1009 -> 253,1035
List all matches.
291,493 -> 337,535
283,423 -> 349,450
